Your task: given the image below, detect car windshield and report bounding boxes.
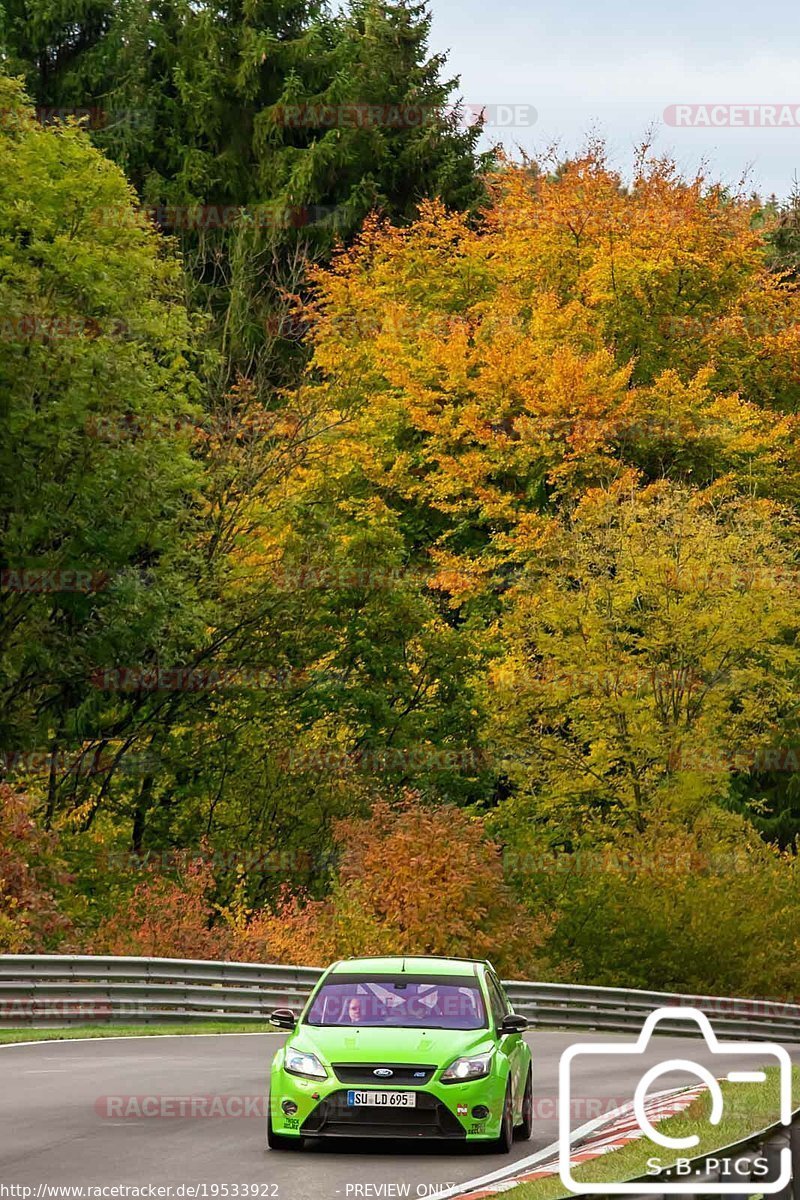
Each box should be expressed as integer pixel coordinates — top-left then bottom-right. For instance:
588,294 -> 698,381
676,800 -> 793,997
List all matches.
305,974 -> 487,1030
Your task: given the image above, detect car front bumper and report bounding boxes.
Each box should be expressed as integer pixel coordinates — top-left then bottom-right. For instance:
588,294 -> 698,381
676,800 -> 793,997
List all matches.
269,1065 -> 507,1141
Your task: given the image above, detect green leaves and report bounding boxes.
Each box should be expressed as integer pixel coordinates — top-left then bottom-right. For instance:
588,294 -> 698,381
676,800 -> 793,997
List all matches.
0,77 -> 208,796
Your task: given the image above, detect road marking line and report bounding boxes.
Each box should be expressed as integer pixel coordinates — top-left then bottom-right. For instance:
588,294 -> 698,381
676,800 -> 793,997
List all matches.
433,1087 -> 691,1199
0,1032 -> 283,1050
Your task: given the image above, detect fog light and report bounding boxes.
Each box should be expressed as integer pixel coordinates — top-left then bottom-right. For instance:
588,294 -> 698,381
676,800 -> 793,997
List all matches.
471,1104 -> 490,1119
282,1099 -> 298,1115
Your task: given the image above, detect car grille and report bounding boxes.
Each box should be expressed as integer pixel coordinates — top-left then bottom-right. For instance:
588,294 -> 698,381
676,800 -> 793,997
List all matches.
331,1063 -> 437,1085
300,1089 -> 465,1139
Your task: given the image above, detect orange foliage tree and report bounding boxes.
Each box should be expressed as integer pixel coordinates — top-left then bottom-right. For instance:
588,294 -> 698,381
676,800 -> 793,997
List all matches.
289,146 -> 800,602
82,799 -> 544,975
232,798 -> 547,976
90,859 -> 228,960
0,785 -> 72,952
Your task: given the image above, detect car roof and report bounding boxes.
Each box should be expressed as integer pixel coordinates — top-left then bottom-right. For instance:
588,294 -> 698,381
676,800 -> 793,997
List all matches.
327,955 -> 492,978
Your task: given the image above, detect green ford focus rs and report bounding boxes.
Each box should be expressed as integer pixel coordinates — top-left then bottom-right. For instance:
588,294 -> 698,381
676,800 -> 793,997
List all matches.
266,955 -> 533,1151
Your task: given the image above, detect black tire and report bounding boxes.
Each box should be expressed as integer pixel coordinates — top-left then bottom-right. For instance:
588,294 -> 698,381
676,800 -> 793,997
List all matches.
493,1080 -> 514,1154
266,1098 -> 301,1151
515,1067 -> 533,1141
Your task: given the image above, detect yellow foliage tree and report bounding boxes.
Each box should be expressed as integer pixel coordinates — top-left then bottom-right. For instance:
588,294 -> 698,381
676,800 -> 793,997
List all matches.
485,480 -> 800,836
291,146 -> 800,603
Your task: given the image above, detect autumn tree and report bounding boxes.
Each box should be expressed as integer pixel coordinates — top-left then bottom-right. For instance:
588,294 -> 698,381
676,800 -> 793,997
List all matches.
233,798 -> 547,976
90,858 -> 227,960
484,480 -> 800,840
0,785 -> 71,951
287,144 -> 800,849
289,148 -> 800,614
504,803 -> 800,996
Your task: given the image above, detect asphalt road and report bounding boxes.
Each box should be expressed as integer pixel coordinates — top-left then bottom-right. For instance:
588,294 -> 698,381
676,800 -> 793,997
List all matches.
0,1030 -> 794,1200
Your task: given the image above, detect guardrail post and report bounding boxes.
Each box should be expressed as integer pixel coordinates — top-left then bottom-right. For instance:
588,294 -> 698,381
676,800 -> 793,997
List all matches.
790,1118 -> 800,1200
717,1149 -> 754,1200
764,1132 -> 793,1200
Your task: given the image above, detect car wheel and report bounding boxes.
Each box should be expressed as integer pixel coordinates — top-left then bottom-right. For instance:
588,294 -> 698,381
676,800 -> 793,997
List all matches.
493,1080 -> 514,1153
515,1067 -> 533,1141
266,1098 -> 301,1151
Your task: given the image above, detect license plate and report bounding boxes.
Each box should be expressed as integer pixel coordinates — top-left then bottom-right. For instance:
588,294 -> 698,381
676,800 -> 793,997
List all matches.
346,1090 -> 417,1108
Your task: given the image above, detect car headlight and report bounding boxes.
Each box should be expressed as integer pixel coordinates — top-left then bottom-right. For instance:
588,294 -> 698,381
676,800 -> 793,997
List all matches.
440,1050 -> 494,1083
284,1048 -> 327,1079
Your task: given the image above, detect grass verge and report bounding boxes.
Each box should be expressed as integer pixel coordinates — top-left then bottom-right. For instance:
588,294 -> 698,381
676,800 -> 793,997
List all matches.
508,1066 -> 800,1200
0,1022 -> 276,1044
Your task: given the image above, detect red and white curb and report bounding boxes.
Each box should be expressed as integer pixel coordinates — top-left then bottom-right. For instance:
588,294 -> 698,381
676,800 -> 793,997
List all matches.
437,1085 -> 705,1199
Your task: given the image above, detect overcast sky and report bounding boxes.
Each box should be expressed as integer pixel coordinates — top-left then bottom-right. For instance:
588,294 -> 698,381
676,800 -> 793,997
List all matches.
427,0 -> 800,199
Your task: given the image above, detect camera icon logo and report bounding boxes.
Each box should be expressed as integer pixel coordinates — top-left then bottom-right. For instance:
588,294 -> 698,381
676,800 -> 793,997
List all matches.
558,1006 -> 792,1194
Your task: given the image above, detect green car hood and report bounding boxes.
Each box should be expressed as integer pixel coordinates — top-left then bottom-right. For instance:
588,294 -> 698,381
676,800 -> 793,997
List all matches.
289,1024 -> 493,1066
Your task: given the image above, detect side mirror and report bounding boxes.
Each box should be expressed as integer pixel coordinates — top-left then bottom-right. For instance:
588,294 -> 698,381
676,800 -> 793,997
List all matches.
498,1013 -> 528,1035
269,1008 -> 296,1030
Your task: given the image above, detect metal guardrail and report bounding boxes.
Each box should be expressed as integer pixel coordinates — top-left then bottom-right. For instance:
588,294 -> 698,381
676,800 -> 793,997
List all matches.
504,980 -> 800,1043
624,1107 -> 800,1199
0,956 -> 320,1025
2,954 -> 800,1039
